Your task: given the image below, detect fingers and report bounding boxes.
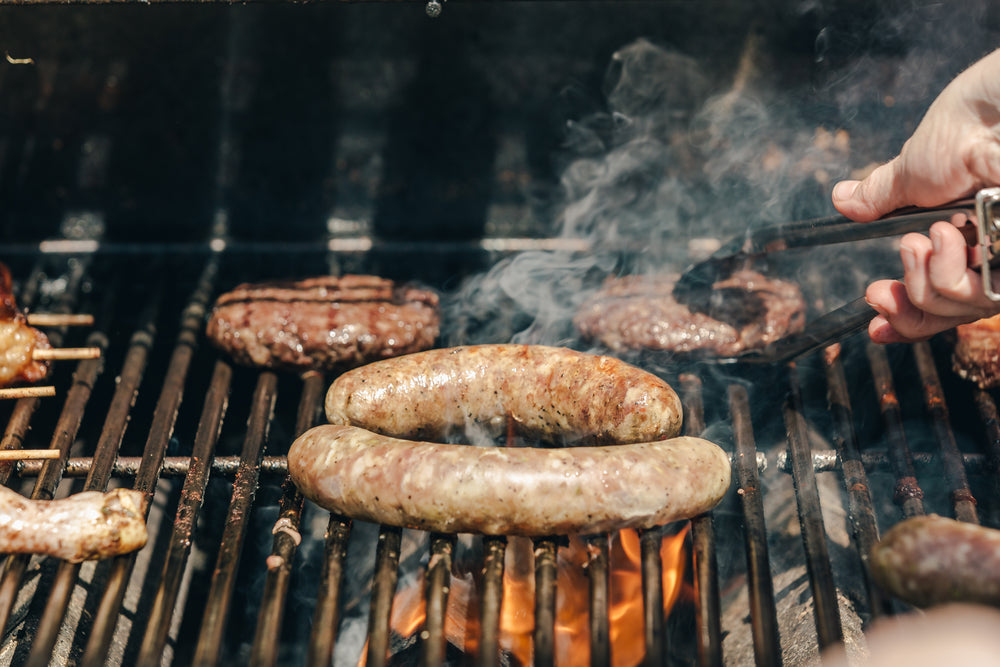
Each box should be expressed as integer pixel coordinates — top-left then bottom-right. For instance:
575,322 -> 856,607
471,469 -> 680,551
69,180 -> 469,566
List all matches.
865,280 -> 975,343
832,159 -> 909,222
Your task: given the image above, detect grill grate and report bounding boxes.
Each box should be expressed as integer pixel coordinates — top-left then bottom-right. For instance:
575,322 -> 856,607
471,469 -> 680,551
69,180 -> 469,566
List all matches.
1,254 -> 999,665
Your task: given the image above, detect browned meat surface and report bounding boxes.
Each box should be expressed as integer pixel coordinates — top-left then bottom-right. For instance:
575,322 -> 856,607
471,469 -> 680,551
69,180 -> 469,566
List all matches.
325,344 -> 683,446
0,486 -> 147,562
205,274 -> 440,372
574,270 -> 806,356
870,514 -> 1000,608
0,263 -> 51,387
952,314 -> 1000,388
290,426 -> 731,536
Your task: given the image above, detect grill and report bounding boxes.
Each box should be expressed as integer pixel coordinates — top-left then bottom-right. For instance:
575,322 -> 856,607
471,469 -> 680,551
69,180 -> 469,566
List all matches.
2,2 -> 1000,666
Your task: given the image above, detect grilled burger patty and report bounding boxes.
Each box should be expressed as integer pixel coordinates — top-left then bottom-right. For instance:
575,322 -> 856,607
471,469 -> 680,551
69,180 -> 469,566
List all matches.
574,270 -> 806,357
205,274 -> 439,372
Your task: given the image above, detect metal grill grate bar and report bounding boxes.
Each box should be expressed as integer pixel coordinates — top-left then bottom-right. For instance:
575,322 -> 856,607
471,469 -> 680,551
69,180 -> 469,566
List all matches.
728,384 -> 780,666
193,370 -> 279,665
423,533 -> 457,665
250,370 -> 326,667
476,536 -> 506,667
587,534 -> 611,667
366,525 -> 403,667
136,360 -> 233,664
532,537 -> 559,667
913,342 -> 979,524
306,516 -> 352,667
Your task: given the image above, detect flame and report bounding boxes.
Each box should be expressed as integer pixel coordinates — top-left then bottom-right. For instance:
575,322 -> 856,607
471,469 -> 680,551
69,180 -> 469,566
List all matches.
361,524 -> 689,666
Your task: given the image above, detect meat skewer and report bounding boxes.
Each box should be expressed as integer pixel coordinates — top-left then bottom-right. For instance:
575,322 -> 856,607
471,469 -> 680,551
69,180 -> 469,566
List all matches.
0,262 -> 101,388
0,486 -> 148,562
0,449 -> 61,461
0,386 -> 55,399
25,313 -> 94,327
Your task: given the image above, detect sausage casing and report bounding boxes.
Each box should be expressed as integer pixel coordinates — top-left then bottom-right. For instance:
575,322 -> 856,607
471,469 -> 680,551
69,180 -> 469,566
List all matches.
870,514 -> 1000,608
325,344 -> 683,446
288,424 -> 731,536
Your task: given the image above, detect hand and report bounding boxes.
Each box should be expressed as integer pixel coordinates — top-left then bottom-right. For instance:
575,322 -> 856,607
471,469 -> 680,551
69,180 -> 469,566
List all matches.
832,48 -> 1000,341
865,221 -> 999,343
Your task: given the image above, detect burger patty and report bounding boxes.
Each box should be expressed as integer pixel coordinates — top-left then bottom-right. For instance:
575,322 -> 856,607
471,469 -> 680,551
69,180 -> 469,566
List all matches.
574,270 -> 806,357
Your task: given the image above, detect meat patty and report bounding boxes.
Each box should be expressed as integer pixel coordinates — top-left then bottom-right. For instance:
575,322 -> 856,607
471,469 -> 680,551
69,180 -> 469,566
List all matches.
0,486 -> 147,562
205,275 -> 439,372
574,270 -> 806,357
289,426 -> 731,536
952,314 -> 1000,389
325,344 -> 683,446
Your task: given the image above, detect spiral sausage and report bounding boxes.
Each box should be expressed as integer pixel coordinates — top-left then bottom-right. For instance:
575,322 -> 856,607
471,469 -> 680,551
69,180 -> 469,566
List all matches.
324,344 -> 683,446
288,425 -> 731,536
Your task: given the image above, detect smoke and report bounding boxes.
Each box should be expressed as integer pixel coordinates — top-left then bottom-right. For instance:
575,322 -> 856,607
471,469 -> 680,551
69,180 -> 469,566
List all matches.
443,1 -> 1000,349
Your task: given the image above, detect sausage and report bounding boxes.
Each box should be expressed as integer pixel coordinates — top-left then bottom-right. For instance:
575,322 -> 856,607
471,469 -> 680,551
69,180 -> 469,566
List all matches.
288,424 -> 731,535
325,344 -> 683,446
870,514 -> 1000,608
0,486 -> 147,562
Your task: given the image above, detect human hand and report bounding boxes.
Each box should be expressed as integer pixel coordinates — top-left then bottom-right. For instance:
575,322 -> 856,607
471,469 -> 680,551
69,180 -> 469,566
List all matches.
832,48 -> 1000,341
865,221 -> 999,343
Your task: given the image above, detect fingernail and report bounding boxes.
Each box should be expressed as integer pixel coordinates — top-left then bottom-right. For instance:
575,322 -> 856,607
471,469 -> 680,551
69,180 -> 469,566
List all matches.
865,299 -> 887,317
833,180 -> 859,201
900,245 -> 917,272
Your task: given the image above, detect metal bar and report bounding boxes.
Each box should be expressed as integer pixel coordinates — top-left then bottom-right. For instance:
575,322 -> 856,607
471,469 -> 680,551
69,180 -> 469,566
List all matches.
913,342 -> 979,524
366,525 -> 403,667
193,370 -> 279,665
25,301 -> 159,667
640,529 -> 665,667
476,536 -> 506,667
0,328 -> 106,641
865,343 -> 924,518
586,534 -> 610,667
774,450 -> 996,474
0,398 -> 46,486
729,384 -> 781,666
136,360 -> 233,664
305,516 -> 353,667
784,366 -> 843,649
972,389 -> 1000,512
250,371 -> 326,667
680,373 -> 721,667
823,345 -> 891,619
423,533 -> 457,667
532,537 -> 558,667
80,257 -> 218,667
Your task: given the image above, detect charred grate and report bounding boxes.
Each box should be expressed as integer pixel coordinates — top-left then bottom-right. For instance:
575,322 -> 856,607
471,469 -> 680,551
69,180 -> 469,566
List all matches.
0,252 -> 997,667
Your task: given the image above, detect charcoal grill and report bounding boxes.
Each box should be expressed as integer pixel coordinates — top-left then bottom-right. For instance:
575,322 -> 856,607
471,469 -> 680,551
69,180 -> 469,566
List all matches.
2,2 -> 1000,666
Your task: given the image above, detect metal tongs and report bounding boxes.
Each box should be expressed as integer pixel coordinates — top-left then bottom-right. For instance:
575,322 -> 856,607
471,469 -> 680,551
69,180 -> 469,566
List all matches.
673,187 -> 1000,364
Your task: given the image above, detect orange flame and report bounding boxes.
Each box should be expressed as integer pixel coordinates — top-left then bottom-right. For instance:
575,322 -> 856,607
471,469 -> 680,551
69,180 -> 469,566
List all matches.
361,524 -> 689,666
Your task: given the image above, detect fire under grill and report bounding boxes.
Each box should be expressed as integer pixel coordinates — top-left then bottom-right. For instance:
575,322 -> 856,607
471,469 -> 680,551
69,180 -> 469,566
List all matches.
3,3 -> 1000,666
0,249 -> 997,667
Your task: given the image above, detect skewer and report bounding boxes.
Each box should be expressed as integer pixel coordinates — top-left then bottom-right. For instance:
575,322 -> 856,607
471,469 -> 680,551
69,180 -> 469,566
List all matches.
32,347 -> 101,361
0,386 -> 56,399
0,449 -> 60,461
25,313 -> 94,327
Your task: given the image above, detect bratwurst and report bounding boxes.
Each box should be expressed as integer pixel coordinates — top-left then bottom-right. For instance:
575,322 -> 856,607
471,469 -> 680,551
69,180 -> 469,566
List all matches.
288,425 -> 731,535
325,344 -> 683,446
870,514 -> 1000,608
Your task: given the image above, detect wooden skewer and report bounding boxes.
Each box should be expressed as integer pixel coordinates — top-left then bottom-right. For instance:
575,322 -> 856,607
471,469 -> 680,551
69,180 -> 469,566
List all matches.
0,449 -> 61,461
0,386 -> 56,399
25,313 -> 94,327
32,347 -> 101,361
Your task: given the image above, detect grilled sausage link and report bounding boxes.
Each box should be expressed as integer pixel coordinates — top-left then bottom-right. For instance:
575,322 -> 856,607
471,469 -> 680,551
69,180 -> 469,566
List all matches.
0,486 -> 147,562
325,344 -> 683,446
870,514 -> 1000,608
289,425 -> 731,535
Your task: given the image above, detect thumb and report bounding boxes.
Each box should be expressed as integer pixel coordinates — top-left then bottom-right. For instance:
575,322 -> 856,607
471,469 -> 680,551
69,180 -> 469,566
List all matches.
832,158 -> 907,222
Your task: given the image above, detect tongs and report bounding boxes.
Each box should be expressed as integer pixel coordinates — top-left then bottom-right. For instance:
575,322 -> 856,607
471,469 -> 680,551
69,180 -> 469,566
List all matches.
674,187 -> 1000,364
